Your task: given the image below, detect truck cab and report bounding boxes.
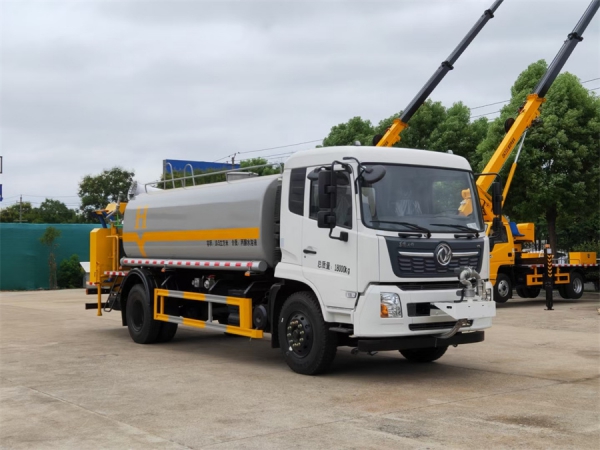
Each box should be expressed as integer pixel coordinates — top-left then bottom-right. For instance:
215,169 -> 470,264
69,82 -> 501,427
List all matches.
278,146 -> 495,340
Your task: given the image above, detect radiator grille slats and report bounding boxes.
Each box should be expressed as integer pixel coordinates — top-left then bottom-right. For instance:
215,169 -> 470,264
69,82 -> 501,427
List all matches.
398,254 -> 480,275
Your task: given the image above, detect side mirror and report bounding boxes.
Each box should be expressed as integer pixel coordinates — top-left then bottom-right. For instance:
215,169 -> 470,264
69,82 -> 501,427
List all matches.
362,165 -> 386,184
307,168 -> 320,181
318,170 -> 336,210
317,210 -> 336,229
491,181 -> 503,216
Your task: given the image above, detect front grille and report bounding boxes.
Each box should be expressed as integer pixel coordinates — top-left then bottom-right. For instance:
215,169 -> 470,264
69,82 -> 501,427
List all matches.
399,282 -> 462,291
398,254 -> 480,275
409,320 -> 473,331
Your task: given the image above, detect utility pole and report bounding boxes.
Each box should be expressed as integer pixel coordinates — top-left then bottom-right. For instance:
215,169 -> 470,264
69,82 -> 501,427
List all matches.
19,195 -> 22,223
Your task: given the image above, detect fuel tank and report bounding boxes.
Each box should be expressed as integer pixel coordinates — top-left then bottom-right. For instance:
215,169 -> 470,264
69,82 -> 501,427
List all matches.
122,175 -> 282,267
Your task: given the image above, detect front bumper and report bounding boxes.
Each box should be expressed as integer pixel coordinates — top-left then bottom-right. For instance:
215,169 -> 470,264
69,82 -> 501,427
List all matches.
353,284 -> 495,338
357,330 -> 484,352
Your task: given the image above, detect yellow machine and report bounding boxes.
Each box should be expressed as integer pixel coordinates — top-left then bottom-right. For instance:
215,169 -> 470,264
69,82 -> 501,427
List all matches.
459,0 -> 599,302
374,0 -> 503,147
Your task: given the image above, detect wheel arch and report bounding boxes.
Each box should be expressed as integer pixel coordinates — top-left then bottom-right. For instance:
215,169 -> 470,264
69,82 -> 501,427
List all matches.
119,268 -> 157,326
268,279 -> 320,349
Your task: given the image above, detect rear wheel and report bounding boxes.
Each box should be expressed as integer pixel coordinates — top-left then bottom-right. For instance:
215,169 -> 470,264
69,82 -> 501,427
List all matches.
565,271 -> 584,300
156,322 -> 178,343
516,286 -> 528,298
126,284 -> 161,344
278,291 -> 337,375
494,273 -> 512,303
517,286 -> 540,298
400,346 -> 448,363
557,284 -> 569,299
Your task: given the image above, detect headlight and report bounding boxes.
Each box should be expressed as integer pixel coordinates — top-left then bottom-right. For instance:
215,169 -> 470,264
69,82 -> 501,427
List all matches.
380,292 -> 402,318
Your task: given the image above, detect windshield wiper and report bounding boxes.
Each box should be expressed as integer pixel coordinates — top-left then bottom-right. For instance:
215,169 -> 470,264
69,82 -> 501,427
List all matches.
429,223 -> 481,235
371,220 -> 431,238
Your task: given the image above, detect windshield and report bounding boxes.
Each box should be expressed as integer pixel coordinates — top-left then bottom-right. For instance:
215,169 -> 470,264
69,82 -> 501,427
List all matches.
360,164 -> 484,233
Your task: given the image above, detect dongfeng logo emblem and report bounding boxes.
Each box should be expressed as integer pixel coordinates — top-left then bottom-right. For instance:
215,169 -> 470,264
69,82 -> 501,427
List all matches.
435,243 -> 452,266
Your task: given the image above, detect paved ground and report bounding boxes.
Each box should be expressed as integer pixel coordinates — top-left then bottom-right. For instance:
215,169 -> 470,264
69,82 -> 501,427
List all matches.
1,289 -> 599,449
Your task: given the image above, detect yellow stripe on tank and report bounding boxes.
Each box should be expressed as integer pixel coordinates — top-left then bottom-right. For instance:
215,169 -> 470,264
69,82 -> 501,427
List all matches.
122,227 -> 260,257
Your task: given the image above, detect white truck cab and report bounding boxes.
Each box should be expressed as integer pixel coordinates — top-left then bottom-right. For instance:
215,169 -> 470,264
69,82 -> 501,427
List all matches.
278,146 -> 495,340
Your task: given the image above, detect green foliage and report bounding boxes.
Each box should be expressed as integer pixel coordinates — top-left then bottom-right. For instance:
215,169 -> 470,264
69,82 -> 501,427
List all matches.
1,199 -> 84,224
476,60 -> 600,251
240,158 -> 282,176
34,199 -> 78,223
322,117 -> 375,146
322,101 -> 488,166
40,226 -> 61,289
572,240 -> 600,255
57,254 -> 84,289
78,167 -> 134,215
0,201 -> 35,223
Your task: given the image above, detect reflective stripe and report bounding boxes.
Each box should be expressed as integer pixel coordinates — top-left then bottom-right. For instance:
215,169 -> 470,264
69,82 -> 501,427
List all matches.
122,227 -> 259,257
120,258 -> 266,273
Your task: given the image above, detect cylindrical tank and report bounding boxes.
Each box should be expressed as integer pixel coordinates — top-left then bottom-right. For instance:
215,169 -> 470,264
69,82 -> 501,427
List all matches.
122,175 -> 282,267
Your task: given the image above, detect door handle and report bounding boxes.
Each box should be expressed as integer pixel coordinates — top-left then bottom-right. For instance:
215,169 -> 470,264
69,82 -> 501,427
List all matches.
303,248 -> 317,255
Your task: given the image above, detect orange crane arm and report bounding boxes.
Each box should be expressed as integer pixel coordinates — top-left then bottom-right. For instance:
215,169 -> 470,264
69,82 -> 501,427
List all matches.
375,0 -> 503,147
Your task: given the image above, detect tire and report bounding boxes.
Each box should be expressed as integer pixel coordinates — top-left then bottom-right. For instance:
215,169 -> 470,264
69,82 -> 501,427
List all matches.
565,271 -> 584,300
126,284 -> 161,344
156,322 -> 178,343
517,286 -> 541,299
278,291 -> 337,375
557,284 -> 569,299
400,346 -> 448,363
516,287 -> 528,299
493,273 -> 512,303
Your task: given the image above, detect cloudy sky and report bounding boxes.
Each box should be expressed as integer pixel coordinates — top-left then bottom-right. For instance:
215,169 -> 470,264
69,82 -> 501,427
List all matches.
1,0 -> 599,210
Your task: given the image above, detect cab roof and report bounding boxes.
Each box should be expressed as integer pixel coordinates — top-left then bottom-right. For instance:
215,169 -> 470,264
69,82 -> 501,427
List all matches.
283,146 -> 472,171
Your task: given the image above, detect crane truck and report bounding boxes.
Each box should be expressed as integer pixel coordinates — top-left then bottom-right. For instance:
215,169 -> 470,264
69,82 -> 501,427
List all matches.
458,0 -> 599,303
85,2 -> 503,375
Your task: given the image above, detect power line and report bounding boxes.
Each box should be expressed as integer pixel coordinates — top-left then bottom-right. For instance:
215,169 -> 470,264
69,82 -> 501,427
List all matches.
214,139 -> 323,162
466,77 -> 599,112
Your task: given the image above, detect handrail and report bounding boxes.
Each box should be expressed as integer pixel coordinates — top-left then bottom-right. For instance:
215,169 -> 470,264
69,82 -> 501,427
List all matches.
144,163 -> 284,192
183,163 -> 195,187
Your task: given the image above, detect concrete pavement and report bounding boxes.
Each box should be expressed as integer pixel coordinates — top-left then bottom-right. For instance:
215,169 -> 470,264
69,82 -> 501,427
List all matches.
1,289 -> 599,449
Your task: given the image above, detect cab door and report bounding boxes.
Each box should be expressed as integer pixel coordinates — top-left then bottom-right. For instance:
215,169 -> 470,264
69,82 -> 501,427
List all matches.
301,168 -> 358,309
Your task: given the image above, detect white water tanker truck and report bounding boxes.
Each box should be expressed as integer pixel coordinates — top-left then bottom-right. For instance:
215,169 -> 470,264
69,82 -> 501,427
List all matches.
86,146 -> 499,374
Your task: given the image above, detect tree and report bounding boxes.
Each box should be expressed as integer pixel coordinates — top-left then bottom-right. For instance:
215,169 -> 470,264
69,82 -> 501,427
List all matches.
240,158 -> 282,176
34,199 -> 78,224
40,226 -> 61,289
0,201 -> 35,222
476,60 -> 600,251
322,101 -> 488,167
78,167 -> 134,215
322,117 -> 375,147
58,254 -> 85,289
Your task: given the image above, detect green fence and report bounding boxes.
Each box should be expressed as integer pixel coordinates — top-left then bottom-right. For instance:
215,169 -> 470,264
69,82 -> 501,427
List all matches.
0,223 -> 100,290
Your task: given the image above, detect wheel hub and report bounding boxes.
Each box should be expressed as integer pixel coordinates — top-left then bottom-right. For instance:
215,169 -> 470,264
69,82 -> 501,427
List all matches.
286,312 -> 313,357
573,277 -> 583,293
498,280 -> 509,297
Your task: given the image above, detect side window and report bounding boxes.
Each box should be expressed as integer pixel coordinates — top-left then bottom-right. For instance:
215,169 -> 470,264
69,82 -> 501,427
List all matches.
309,171 -> 353,229
288,167 -> 306,216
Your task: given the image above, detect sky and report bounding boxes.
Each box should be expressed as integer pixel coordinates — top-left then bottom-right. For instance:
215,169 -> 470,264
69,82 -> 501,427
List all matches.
1,0 -> 599,211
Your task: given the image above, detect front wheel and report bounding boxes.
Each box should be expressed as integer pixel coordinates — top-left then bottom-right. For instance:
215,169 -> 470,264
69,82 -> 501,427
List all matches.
494,273 -> 512,303
400,346 -> 448,363
278,291 -> 337,375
